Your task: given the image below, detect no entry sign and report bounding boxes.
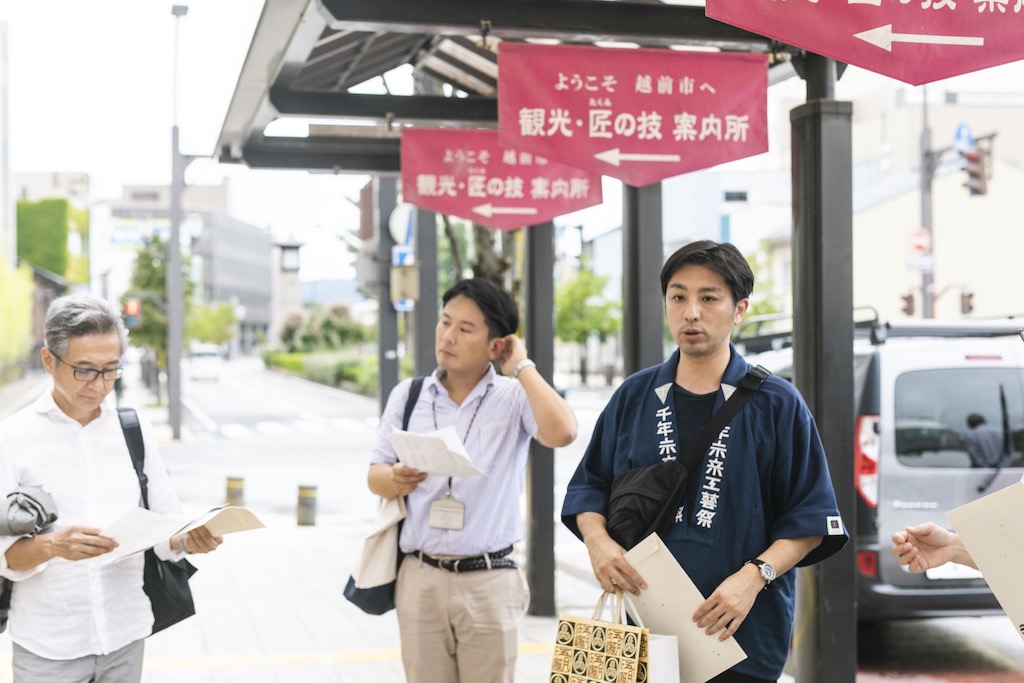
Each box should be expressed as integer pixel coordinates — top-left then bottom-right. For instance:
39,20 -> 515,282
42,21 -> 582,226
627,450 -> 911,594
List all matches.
498,43 -> 768,187
401,127 -> 602,232
706,0 -> 1024,85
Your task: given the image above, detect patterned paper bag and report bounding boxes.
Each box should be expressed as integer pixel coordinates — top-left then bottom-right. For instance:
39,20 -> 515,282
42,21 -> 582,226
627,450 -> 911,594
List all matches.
550,590 -> 648,683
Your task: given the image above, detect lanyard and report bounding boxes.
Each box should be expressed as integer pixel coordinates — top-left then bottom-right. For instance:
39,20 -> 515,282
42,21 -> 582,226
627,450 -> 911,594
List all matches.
432,387 -> 488,496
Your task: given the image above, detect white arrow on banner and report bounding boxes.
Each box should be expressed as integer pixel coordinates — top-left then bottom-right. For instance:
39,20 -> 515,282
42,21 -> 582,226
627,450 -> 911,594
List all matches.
471,203 -> 540,218
854,24 -> 984,52
594,148 -> 682,167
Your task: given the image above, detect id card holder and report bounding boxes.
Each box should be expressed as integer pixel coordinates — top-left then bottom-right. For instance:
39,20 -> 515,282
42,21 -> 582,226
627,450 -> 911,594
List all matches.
429,497 -> 465,530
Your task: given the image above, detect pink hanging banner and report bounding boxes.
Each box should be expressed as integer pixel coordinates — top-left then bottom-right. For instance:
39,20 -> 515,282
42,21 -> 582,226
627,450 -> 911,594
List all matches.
498,43 -> 768,187
401,127 -> 602,232
707,0 -> 1024,86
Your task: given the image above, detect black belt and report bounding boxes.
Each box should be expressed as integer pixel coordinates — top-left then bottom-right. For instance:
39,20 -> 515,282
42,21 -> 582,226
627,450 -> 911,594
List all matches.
414,545 -> 516,574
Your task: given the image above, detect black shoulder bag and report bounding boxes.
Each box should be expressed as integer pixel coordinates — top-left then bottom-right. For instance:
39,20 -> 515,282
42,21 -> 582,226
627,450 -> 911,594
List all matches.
343,376 -> 424,615
605,366 -> 770,550
118,407 -> 198,634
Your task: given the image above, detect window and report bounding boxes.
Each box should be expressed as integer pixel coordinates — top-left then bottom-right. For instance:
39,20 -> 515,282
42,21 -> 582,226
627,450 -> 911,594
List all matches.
894,368 -> 1024,468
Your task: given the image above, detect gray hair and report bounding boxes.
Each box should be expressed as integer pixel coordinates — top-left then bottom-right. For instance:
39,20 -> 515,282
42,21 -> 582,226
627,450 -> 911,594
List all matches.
44,295 -> 129,357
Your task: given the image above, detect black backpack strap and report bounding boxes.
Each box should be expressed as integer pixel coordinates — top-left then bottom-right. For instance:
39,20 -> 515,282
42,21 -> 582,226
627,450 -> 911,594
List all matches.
117,407 -> 150,510
658,365 -> 771,533
403,377 -> 425,431
677,365 -> 771,472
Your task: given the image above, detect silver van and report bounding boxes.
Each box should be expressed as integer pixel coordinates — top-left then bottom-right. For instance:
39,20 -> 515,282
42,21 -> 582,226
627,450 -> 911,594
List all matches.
738,317 -> 1024,621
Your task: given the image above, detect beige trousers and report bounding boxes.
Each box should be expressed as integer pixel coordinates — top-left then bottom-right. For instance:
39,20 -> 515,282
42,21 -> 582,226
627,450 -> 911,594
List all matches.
395,554 -> 530,683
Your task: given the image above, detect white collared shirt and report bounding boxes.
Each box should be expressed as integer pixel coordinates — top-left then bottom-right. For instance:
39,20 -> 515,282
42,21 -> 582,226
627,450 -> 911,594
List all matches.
371,366 -> 539,557
0,392 -> 184,659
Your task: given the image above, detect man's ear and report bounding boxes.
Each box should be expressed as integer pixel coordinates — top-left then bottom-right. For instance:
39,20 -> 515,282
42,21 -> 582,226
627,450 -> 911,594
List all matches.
488,337 -> 505,361
40,348 -> 56,375
733,298 -> 750,324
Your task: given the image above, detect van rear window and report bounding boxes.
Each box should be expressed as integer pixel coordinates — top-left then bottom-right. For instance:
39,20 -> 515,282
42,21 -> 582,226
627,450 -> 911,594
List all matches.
894,368 -> 1024,468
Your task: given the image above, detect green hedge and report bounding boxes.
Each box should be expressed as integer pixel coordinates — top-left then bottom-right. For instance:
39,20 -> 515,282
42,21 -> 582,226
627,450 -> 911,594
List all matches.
262,350 -> 379,396
0,265 -> 34,382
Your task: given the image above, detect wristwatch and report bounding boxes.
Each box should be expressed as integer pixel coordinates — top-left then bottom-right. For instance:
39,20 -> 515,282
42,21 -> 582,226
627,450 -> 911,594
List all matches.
512,358 -> 536,379
745,558 -> 776,590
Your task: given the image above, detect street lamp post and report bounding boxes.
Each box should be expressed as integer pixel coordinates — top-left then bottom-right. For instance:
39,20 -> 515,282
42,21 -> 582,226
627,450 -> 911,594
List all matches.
168,4 -> 191,440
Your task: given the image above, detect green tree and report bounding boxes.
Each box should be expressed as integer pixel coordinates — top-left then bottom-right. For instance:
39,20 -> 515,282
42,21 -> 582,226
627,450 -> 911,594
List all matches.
317,303 -> 367,348
123,234 -> 191,365
280,313 -> 304,353
187,302 -> 236,346
65,205 -> 91,285
555,262 -> 621,385
16,198 -> 70,276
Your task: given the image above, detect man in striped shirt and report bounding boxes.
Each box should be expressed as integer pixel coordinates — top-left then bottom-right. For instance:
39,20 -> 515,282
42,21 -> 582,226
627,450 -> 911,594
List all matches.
368,278 -> 577,683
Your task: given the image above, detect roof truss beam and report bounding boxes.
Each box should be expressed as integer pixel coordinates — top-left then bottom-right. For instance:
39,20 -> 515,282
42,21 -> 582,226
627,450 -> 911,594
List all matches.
268,88 -> 497,126
318,0 -> 771,52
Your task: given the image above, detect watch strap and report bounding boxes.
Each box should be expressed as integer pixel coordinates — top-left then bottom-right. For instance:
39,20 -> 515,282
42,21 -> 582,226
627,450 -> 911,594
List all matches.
744,558 -> 776,590
512,358 -> 536,379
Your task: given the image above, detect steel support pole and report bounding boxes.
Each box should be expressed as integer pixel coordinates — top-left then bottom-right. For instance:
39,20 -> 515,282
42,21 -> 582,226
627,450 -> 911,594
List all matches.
524,221 -> 556,616
376,177 -> 399,415
621,184 -> 663,377
168,126 -> 185,440
414,208 -> 438,376
790,64 -> 856,682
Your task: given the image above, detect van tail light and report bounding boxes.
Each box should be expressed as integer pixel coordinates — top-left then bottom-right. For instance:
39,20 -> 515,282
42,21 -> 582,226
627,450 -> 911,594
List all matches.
857,550 -> 878,577
855,414 -> 880,508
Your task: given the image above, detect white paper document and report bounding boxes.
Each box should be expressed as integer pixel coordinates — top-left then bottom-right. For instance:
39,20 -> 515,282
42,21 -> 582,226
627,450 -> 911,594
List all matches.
389,426 -> 484,477
96,508 -> 188,563
624,533 -> 747,682
97,505 -> 266,564
947,481 -> 1024,642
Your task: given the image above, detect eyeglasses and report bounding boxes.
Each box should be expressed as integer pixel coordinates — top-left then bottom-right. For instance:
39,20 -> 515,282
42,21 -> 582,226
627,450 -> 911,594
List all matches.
51,353 -> 124,382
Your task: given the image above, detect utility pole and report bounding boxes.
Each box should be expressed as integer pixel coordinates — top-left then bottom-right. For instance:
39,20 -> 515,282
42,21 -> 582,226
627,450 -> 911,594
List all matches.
168,5 -> 194,440
919,90 -> 995,320
920,88 -> 936,319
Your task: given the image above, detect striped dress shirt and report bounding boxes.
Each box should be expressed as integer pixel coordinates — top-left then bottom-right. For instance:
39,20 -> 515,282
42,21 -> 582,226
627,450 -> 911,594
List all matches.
370,366 -> 539,557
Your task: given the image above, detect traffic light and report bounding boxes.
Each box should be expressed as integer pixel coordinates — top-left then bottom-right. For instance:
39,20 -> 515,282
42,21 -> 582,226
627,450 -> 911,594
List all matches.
123,297 -> 142,329
960,290 -> 974,315
961,147 -> 988,196
900,293 -> 915,317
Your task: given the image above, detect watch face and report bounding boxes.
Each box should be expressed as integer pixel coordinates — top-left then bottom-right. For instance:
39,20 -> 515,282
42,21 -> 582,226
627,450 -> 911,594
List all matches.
760,563 -> 777,582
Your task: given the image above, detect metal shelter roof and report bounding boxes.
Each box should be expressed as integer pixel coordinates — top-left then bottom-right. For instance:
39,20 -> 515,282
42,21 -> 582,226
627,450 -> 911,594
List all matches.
215,0 -> 792,175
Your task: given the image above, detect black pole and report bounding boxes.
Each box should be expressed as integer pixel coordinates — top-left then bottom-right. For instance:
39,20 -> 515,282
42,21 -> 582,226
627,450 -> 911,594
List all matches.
414,208 -> 438,376
791,54 -> 857,683
621,183 -> 663,377
376,177 -> 399,415
524,221 -> 556,616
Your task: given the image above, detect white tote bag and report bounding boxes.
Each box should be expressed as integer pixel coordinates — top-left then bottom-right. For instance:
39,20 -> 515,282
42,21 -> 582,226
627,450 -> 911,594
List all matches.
622,593 -> 680,683
352,495 -> 406,588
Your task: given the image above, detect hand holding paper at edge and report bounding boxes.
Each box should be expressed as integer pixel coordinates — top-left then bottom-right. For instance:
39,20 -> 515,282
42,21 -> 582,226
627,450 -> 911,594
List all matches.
623,533 -> 747,682
175,504 -> 266,537
98,504 -> 265,563
389,426 -> 485,477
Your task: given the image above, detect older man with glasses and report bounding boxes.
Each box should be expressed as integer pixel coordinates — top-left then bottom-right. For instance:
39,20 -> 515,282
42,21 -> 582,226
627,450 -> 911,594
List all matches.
0,295 -> 222,683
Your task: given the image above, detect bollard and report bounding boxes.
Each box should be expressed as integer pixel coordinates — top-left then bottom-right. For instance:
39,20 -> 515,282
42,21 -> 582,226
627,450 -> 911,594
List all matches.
226,477 -> 245,507
297,485 -> 317,526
